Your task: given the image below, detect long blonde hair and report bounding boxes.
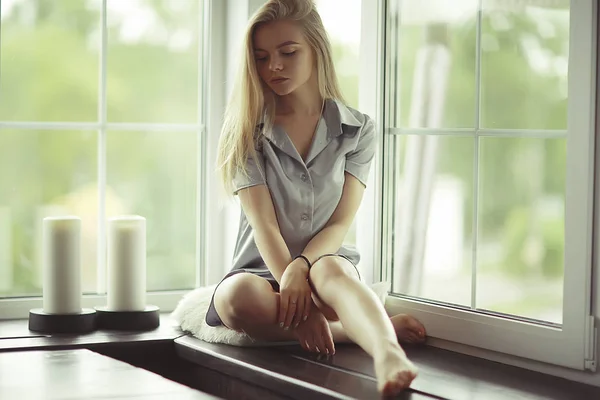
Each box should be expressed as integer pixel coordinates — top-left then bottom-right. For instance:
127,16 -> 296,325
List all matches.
216,0 -> 345,194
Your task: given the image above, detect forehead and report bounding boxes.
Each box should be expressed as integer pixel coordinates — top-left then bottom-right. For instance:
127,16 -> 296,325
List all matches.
253,20 -> 306,51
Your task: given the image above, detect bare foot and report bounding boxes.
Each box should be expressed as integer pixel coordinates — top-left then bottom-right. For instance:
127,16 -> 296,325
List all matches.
391,314 -> 427,344
374,345 -> 419,396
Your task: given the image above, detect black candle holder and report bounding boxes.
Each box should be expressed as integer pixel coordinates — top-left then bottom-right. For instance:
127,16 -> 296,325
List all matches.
94,305 -> 160,331
28,308 -> 97,334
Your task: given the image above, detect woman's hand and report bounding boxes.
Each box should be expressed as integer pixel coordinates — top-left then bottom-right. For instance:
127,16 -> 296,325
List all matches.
294,307 -> 335,355
278,259 -> 312,329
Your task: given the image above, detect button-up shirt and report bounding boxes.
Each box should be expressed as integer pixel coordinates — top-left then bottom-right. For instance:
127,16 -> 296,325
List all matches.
229,99 -> 376,276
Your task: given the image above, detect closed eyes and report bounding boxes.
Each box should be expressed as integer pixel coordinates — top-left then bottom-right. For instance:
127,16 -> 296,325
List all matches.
255,50 -> 297,62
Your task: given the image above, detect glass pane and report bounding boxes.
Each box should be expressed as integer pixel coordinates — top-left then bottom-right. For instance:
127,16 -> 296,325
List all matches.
477,137 -> 565,324
392,135 -> 474,306
315,0 -> 361,108
0,0 -> 100,121
107,130 -> 197,291
0,130 -> 97,297
107,0 -> 200,123
394,0 -> 478,128
481,0 -> 570,129
315,0 -> 361,246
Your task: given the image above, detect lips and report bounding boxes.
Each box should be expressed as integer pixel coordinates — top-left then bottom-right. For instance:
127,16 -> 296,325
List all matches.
270,77 -> 289,84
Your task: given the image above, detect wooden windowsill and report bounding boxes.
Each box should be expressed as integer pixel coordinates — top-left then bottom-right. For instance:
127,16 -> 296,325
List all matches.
175,335 -> 600,400
0,314 -> 183,352
1,316 -> 600,399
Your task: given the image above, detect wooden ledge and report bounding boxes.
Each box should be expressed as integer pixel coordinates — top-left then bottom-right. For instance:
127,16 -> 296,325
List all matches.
175,335 -> 600,400
176,335 -> 441,400
0,315 -> 183,352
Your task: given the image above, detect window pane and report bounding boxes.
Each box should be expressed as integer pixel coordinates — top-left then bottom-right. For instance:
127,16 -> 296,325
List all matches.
315,0 -> 361,108
391,135 -> 474,306
0,0 -> 100,121
107,0 -> 200,123
477,137 -> 565,324
393,0 -> 477,128
0,130 -> 97,297
315,0 -> 361,247
481,1 -> 570,129
107,131 -> 197,291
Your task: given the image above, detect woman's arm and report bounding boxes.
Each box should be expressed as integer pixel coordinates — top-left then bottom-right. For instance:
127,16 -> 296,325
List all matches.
239,184 -> 312,328
300,173 -> 365,264
238,184 -> 297,283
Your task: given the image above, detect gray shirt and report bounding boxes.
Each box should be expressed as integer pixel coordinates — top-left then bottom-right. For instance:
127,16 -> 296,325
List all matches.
230,99 -> 376,275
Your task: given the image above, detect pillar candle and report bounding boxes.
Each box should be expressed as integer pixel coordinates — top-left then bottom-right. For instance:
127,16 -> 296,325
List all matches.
107,216 -> 146,311
42,216 -> 82,314
0,207 -> 12,293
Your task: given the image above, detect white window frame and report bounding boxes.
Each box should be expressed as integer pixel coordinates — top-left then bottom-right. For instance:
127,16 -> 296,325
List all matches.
0,0 -> 215,319
371,0 -> 598,371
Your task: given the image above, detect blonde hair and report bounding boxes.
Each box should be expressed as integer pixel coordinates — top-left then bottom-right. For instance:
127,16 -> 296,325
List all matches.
216,0 -> 345,195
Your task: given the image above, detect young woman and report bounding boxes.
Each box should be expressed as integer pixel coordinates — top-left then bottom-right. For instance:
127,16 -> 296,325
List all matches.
212,0 -> 426,395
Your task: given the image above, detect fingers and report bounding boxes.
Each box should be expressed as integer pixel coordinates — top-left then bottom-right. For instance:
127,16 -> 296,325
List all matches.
302,294 -> 311,322
284,297 -> 298,329
292,295 -> 306,328
278,292 -> 288,327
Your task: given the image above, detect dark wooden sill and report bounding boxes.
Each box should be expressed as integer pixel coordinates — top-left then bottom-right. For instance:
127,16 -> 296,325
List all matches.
175,335 -> 600,400
2,316 -> 600,400
0,314 -> 183,352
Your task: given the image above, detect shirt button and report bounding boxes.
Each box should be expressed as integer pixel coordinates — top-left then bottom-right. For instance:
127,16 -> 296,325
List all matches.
300,173 -> 308,182
301,214 -> 309,221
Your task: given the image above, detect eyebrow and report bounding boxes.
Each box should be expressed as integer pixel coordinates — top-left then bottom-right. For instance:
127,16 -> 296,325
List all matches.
254,41 -> 299,52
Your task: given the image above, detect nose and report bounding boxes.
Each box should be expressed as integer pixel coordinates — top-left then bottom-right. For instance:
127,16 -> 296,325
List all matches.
269,55 -> 283,71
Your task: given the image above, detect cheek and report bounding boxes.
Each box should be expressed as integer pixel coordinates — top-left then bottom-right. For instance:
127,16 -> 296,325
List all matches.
257,63 -> 269,80
297,55 -> 313,78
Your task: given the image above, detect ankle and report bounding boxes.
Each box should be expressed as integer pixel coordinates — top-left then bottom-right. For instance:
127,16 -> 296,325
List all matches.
373,337 -> 405,359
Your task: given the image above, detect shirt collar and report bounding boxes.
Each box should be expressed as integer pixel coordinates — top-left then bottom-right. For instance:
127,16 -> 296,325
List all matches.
262,98 -> 361,142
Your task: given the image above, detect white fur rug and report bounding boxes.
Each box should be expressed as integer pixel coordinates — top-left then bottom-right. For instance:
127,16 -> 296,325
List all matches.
170,281 -> 390,347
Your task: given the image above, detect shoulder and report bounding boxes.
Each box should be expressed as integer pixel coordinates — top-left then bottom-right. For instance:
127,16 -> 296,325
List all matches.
330,100 -> 374,132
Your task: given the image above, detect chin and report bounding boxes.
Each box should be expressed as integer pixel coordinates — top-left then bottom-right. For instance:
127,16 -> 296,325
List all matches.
268,82 -> 296,97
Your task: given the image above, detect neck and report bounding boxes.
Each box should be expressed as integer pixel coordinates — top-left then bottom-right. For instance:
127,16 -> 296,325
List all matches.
276,75 -> 323,116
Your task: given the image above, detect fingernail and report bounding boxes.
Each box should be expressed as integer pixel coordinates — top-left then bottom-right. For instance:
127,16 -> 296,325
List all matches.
284,326 -> 289,330
279,322 -> 283,328
294,323 -> 299,328
303,315 -> 308,321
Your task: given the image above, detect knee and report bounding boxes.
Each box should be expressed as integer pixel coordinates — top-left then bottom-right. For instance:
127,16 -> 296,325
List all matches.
215,275 -> 273,327
309,257 -> 350,291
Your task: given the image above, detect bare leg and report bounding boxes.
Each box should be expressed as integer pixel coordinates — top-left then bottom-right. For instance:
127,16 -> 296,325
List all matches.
309,257 -> 425,396
213,273 -> 352,342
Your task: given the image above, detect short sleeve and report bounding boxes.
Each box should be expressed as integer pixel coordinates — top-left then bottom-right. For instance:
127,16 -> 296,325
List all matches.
344,116 -> 376,187
232,148 -> 267,195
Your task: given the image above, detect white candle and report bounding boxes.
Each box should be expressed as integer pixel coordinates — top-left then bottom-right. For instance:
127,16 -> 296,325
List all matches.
42,216 -> 82,314
107,216 -> 146,311
0,207 -> 12,293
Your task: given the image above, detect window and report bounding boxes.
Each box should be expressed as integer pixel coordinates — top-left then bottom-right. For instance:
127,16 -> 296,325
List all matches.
315,0 -> 362,249
0,0 -> 206,313
382,0 -> 597,369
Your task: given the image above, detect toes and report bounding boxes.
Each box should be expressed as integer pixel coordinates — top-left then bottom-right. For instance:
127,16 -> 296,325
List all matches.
381,371 -> 416,396
399,314 -> 427,340
406,316 -> 426,337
